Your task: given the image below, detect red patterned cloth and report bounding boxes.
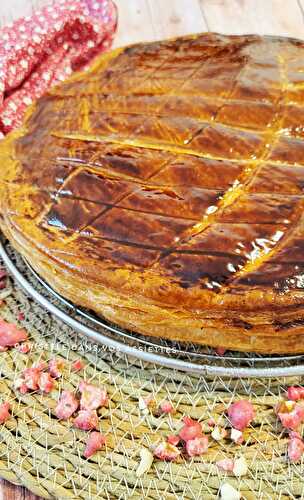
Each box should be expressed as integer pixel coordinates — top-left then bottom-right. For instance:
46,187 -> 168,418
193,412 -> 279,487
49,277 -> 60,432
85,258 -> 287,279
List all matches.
0,0 -> 117,136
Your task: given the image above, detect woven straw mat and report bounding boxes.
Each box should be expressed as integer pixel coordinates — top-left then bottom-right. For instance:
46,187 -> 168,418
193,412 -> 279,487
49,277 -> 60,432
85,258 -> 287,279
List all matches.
0,253 -> 303,500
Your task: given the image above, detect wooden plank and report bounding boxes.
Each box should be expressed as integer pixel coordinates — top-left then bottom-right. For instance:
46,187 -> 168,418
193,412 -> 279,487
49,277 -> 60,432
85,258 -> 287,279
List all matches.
113,0 -> 156,47
200,0 -> 304,38
298,0 -> 304,23
0,478 -> 40,500
147,0 -> 208,39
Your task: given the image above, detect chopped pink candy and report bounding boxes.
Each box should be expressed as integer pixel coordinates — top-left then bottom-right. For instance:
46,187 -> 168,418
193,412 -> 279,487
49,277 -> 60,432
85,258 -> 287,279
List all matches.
231,428 -> 244,445
276,401 -> 304,430
288,434 -> 304,462
74,410 -> 99,431
22,367 -> 41,391
84,431 -> 106,458
72,359 -> 85,372
153,441 -> 180,461
186,436 -> 209,457
167,435 -> 180,446
15,342 -> 31,354
0,319 -> 28,348
208,418 -> 216,427
19,383 -> 29,395
287,387 -> 304,401
228,400 -> 255,430
49,358 -> 65,379
17,312 -> 25,321
33,361 -> 48,371
215,347 -> 226,356
216,458 -> 235,472
38,372 -> 54,393
179,417 -> 203,442
0,402 -> 11,424
79,381 -> 107,411
15,378 -> 29,394
56,390 -> 79,420
16,361 -> 49,393
290,430 -> 301,439
159,400 -> 174,414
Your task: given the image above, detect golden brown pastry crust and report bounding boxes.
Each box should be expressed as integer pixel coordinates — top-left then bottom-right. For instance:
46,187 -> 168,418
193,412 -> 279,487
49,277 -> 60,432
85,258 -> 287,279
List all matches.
2,33 -> 304,353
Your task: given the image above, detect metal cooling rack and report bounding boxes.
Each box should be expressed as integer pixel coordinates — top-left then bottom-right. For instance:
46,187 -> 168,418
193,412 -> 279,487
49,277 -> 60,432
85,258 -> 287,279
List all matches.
1,237 -> 304,378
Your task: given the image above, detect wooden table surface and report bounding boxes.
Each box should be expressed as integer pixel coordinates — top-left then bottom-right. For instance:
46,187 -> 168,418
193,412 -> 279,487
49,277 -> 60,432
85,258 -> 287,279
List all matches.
1,0 -> 304,498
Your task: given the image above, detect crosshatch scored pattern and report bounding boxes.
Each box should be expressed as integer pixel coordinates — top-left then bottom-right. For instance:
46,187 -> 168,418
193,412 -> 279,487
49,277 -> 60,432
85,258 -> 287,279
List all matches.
2,1 -> 304,499
23,32 -> 304,293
